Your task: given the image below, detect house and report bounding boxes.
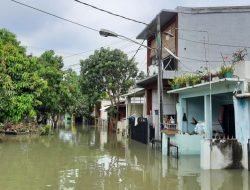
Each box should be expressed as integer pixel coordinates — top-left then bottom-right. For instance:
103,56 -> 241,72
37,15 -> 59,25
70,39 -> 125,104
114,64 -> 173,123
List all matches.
123,87 -> 145,119
165,61 -> 250,169
94,99 -> 111,127
136,6 -> 250,169
96,100 -> 127,133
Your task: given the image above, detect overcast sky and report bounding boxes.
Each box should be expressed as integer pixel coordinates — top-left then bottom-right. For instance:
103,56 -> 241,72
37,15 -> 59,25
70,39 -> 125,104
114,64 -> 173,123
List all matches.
1,0 -> 250,73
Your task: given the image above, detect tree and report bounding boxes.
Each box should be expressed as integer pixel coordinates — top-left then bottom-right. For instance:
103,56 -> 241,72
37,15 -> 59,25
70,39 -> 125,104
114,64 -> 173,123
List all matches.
0,29 -> 86,127
0,29 -> 47,123
61,69 -> 85,117
80,48 -> 138,130
136,71 -> 146,80
36,50 -> 64,127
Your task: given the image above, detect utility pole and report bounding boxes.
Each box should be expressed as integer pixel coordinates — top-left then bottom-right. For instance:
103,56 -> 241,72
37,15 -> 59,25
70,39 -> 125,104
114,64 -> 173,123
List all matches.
156,14 -> 163,140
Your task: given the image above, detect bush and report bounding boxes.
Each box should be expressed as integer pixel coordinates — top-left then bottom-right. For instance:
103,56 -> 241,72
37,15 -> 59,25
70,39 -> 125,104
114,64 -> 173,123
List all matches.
39,125 -> 51,136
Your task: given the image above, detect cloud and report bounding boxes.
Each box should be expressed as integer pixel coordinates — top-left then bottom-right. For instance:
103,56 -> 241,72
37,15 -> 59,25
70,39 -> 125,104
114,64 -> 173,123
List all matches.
1,0 -> 250,72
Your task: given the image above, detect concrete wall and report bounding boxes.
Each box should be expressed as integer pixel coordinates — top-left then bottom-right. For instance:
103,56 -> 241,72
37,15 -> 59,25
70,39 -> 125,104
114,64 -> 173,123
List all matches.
100,100 -> 111,120
186,96 -> 204,132
178,10 -> 250,74
162,133 -> 203,155
234,97 -> 250,169
128,103 -> 144,117
234,61 -> 250,81
201,139 -> 245,169
163,93 -> 176,115
152,90 -> 177,139
235,98 -> 250,144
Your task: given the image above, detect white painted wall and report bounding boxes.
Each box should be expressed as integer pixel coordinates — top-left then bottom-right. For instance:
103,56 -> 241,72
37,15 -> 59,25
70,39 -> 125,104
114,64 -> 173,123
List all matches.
234,97 -> 250,169
129,104 -> 143,117
163,93 -> 176,115
162,133 -> 203,155
234,98 -> 250,144
178,9 -> 250,75
152,90 -> 177,140
234,61 -> 250,81
100,100 -> 111,120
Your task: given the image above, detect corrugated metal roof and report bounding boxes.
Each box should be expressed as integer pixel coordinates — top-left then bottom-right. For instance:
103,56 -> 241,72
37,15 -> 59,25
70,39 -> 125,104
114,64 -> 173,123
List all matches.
122,88 -> 145,97
136,75 -> 158,87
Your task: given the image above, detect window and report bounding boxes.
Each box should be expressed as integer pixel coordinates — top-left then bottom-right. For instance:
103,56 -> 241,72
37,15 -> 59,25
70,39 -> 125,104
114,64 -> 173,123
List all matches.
163,56 -> 177,71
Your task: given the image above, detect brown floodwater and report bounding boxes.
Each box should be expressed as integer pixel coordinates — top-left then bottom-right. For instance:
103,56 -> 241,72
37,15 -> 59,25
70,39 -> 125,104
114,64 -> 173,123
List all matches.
0,124 -> 249,190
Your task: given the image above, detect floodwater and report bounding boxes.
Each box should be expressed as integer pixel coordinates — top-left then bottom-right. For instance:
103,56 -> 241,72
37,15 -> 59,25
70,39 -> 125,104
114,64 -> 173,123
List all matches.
0,124 -> 249,190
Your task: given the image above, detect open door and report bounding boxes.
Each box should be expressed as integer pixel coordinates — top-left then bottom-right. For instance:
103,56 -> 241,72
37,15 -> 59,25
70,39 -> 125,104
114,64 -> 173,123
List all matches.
222,104 -> 235,138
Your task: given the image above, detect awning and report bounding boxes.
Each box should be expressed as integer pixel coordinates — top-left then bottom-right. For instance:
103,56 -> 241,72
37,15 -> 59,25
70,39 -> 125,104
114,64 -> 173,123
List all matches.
168,78 -> 244,95
136,75 -> 158,88
122,88 -> 145,97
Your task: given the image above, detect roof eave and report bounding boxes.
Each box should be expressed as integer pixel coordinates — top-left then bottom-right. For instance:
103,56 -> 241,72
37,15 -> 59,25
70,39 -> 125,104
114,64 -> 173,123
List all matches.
136,9 -> 177,40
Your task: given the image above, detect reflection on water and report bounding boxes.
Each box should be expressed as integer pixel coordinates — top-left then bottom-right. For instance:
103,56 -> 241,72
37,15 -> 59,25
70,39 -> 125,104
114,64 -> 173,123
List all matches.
0,124 -> 249,190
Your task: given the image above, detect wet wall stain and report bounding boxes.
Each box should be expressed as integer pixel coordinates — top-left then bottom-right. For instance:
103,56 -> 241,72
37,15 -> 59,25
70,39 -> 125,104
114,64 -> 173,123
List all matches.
239,99 -> 246,108
212,139 -> 243,169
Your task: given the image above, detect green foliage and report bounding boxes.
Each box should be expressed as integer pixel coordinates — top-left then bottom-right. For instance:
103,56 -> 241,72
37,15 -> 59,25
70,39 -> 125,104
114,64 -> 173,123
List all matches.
61,69 -> 85,116
35,50 -> 64,120
218,65 -> 234,78
169,75 -> 186,89
0,29 -> 84,124
169,74 -> 201,89
136,71 -> 146,80
0,28 -> 47,123
39,125 -> 51,136
187,75 -> 201,86
220,65 -> 234,73
80,48 -> 138,117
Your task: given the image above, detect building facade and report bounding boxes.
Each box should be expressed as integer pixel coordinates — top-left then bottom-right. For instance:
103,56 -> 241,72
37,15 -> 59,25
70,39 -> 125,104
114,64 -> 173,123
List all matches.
136,6 -> 250,169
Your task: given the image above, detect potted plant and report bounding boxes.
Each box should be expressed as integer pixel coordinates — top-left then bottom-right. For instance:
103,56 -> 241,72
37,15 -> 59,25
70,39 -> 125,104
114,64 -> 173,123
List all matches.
218,65 -> 234,78
196,66 -> 209,83
185,75 -> 193,86
169,75 -> 186,89
190,75 -> 201,85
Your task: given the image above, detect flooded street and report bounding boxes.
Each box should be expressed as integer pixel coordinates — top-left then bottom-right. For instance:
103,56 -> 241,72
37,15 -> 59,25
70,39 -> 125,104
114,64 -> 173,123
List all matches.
0,125 -> 249,190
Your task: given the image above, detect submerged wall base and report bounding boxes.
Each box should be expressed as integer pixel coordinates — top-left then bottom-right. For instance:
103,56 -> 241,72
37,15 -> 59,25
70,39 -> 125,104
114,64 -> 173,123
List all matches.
201,139 -> 247,169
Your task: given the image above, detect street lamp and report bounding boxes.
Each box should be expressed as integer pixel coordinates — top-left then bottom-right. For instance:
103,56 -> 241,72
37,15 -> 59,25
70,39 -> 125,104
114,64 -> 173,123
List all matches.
99,29 -> 154,50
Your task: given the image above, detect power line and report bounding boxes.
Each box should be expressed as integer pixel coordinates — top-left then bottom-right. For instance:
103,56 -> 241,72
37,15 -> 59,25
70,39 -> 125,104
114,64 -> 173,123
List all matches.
10,0 -> 99,32
179,37 -> 250,49
178,60 -> 196,73
64,41 -> 138,59
126,47 -> 145,55
180,56 -> 222,63
64,47 -> 145,69
131,39 -> 146,61
23,45 -> 76,56
9,0 -> 150,59
74,0 -> 148,26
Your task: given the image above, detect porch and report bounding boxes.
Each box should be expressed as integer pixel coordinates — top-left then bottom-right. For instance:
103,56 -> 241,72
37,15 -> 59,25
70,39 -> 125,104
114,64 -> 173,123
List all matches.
164,78 -> 250,169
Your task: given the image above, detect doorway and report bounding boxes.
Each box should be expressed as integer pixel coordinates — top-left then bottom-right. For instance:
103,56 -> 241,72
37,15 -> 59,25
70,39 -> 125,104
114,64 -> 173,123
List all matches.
222,104 -> 235,138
